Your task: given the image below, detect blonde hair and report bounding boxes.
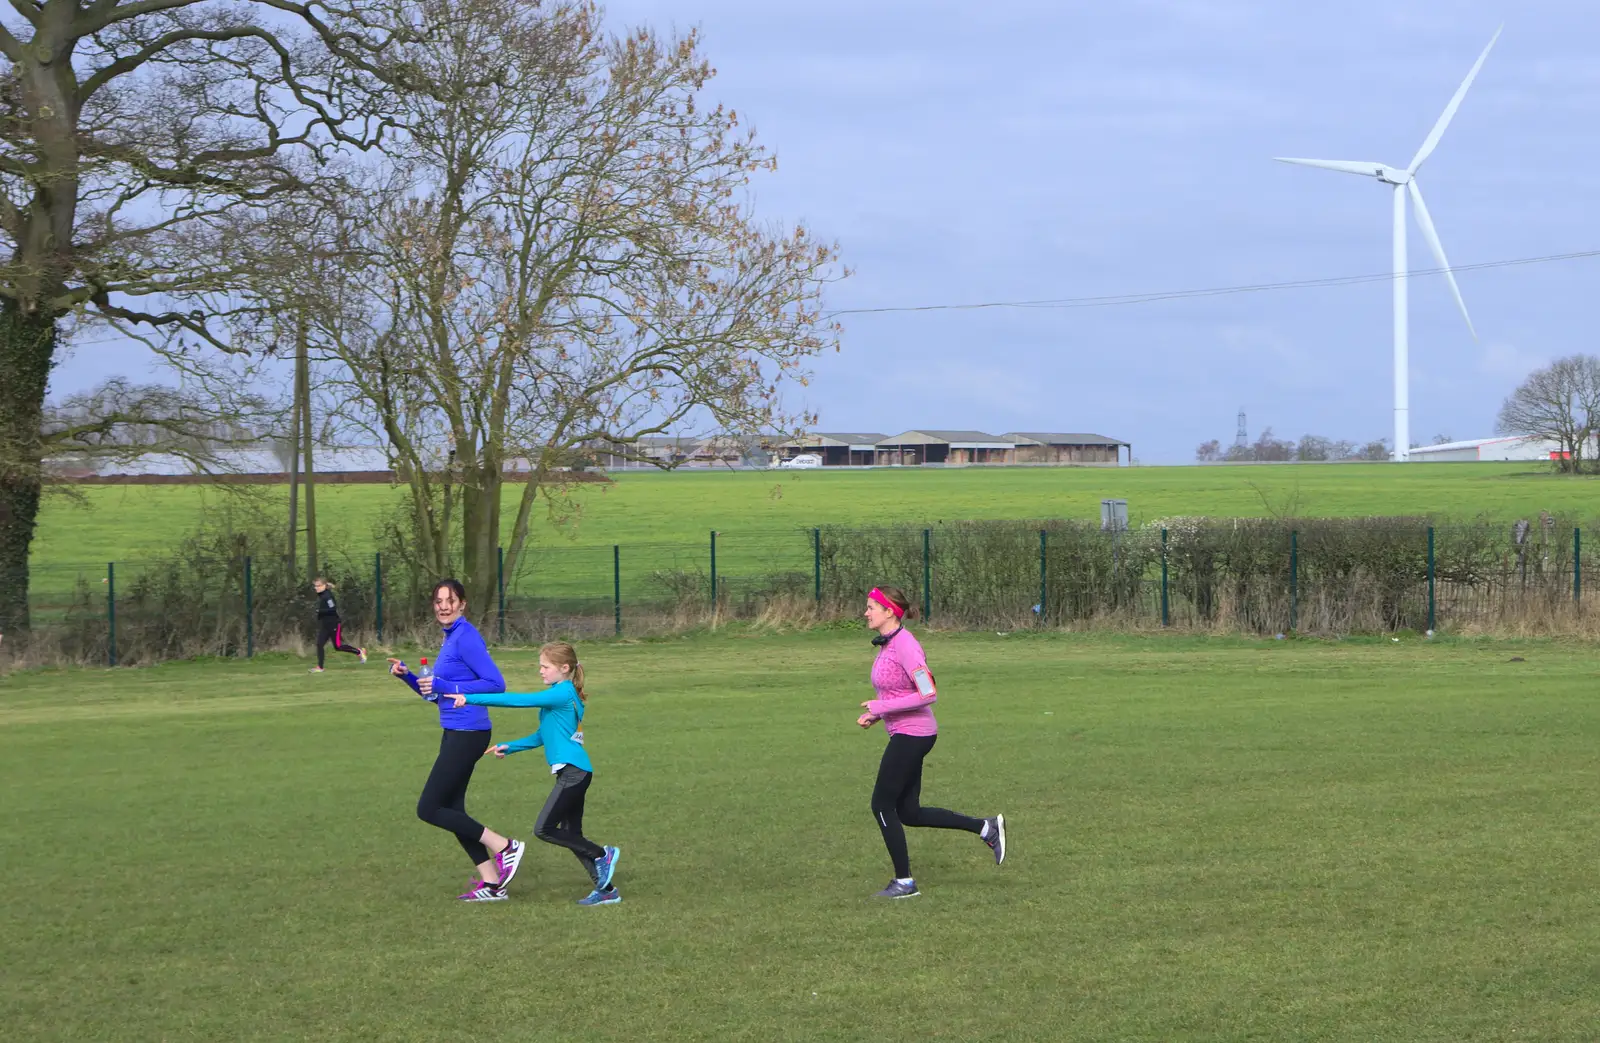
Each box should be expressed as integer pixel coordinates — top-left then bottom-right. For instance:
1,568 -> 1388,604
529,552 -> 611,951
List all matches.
540,641 -> 586,701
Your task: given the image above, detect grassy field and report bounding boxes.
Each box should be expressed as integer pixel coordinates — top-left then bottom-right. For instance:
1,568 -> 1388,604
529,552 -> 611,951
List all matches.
3,630 -> 1597,1041
32,462 -> 1600,574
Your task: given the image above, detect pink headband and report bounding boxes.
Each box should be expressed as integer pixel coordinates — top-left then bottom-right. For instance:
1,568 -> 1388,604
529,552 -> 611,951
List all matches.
868,588 -> 905,618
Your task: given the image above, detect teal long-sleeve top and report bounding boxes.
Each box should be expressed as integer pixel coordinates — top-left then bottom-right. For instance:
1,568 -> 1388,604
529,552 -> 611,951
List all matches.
464,680 -> 591,772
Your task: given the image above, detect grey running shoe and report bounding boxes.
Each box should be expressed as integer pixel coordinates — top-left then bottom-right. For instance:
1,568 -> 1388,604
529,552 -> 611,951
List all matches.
983,814 -> 1006,865
873,879 -> 920,899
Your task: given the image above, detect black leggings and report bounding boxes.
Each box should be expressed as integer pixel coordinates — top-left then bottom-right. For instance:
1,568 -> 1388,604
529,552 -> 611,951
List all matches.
871,733 -> 983,879
417,729 -> 493,865
316,618 -> 360,668
534,766 -> 606,877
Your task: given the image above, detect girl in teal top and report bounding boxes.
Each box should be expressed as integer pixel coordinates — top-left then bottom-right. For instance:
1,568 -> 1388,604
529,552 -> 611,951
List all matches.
447,641 -> 621,906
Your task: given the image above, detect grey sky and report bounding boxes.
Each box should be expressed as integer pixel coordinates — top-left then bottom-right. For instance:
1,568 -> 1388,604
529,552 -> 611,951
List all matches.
53,0 -> 1600,462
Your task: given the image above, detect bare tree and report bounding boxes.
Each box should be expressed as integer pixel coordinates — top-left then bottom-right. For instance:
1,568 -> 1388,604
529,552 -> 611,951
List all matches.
0,0 -> 400,632
1194,439 -> 1221,463
1296,435 -> 1331,462
287,0 -> 842,608
1496,355 -> 1600,474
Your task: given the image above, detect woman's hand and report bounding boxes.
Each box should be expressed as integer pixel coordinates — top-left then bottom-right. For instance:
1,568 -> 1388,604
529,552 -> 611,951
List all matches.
489,744 -> 510,759
445,693 -> 467,708
387,658 -> 407,678
857,712 -> 878,729
417,675 -> 434,696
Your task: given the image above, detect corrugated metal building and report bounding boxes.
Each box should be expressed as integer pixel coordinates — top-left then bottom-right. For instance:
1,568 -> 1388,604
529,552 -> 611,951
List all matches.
1406,436 -> 1583,462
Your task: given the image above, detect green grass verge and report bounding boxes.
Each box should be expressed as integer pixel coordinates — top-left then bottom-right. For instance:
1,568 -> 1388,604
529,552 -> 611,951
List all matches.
2,631 -> 1596,1040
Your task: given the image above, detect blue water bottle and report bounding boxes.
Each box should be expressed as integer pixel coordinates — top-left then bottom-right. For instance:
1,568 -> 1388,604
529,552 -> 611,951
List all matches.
418,657 -> 433,700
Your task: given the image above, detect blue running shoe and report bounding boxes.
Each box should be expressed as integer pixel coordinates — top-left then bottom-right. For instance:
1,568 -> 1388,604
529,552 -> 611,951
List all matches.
594,846 -> 621,890
577,887 -> 621,906
873,879 -> 920,899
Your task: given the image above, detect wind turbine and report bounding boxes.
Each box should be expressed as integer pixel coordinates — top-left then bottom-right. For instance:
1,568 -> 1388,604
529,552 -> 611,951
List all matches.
1277,27 -> 1500,461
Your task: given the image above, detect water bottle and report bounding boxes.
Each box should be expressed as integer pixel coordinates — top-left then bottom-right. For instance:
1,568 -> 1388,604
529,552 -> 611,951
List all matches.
418,658 -> 433,700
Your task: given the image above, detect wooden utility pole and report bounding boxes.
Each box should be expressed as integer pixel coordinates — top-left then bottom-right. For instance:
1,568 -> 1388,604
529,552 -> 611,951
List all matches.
297,319 -> 319,581
287,364 -> 301,576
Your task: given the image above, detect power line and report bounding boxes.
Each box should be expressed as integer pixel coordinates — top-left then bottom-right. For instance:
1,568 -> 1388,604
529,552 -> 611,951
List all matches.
824,248 -> 1600,319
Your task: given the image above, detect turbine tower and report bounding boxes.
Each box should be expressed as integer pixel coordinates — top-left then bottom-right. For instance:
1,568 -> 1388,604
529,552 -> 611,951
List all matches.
1276,27 -> 1499,461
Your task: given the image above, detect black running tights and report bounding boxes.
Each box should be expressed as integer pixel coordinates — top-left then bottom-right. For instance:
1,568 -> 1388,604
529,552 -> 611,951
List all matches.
316,618 -> 360,668
534,765 -> 606,874
417,729 -> 493,865
870,733 -> 982,879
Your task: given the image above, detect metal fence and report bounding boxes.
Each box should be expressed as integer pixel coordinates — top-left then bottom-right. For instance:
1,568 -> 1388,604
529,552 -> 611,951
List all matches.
21,517 -> 1599,666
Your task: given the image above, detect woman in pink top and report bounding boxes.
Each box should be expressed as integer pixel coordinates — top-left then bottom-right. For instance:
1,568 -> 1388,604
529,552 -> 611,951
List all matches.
858,585 -> 1006,899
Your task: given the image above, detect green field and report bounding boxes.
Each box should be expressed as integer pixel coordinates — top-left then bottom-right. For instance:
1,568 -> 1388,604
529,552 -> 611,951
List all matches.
30,462 -> 1600,574
3,631 -> 1597,1040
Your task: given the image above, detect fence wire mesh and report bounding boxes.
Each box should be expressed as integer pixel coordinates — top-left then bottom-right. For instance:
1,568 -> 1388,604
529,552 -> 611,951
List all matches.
18,518 -> 1599,665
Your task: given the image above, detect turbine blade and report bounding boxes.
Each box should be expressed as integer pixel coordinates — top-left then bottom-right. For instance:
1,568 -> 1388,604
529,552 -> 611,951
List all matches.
1408,180 -> 1476,339
1409,26 -> 1502,172
1274,157 -> 1386,177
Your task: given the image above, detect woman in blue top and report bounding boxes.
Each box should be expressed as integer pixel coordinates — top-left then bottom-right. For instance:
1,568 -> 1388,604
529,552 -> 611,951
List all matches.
447,641 -> 621,906
388,578 -> 526,903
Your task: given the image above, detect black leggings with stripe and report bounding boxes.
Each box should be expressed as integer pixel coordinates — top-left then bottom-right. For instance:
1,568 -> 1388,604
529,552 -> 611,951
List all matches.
316,617 -> 360,668
870,733 -> 983,878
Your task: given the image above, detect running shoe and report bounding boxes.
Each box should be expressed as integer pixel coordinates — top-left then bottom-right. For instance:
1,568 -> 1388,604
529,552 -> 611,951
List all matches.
873,879 -> 920,899
495,839 -> 526,889
359,648 -> 368,664
309,667 -> 325,674
594,845 -> 621,890
576,887 -> 621,907
982,814 -> 1006,865
457,880 -> 507,902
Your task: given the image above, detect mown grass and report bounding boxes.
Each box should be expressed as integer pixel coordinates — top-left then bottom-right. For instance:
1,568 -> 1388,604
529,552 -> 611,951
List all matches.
2,630 -> 1597,1041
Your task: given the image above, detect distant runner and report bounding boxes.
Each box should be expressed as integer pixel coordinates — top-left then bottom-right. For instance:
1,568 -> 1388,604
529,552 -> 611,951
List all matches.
311,577 -> 365,673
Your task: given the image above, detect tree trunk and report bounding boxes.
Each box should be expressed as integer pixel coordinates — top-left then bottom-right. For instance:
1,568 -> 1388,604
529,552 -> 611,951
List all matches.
297,329 -> 318,580
0,302 -> 58,634
460,465 -> 503,621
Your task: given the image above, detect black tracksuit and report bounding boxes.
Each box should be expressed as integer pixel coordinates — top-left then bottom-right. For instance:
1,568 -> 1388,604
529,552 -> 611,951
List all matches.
315,588 -> 361,668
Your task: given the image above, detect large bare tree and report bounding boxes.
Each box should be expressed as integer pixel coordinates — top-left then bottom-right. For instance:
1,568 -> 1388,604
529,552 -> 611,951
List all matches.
287,0 -> 843,609
0,0 -> 395,631
1496,355 -> 1600,474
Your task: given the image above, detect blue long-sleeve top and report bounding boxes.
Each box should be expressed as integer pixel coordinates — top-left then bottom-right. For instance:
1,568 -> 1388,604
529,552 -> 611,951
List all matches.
464,680 -> 591,772
395,618 -> 502,731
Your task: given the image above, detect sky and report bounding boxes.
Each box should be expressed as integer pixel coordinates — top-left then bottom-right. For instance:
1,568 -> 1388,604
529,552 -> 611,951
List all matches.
51,0 -> 1600,463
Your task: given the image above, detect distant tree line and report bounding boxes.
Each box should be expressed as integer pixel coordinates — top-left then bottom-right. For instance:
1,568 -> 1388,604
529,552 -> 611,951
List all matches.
1194,431 -> 1418,464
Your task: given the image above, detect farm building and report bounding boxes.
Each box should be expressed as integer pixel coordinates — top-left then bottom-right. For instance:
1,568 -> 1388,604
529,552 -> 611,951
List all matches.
874,431 -> 1016,466
1004,432 -> 1130,465
1406,435 -> 1593,462
774,432 -> 888,466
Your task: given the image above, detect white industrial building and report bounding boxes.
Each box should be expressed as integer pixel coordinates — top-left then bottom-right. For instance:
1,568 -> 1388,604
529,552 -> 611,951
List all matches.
1406,435 -> 1587,462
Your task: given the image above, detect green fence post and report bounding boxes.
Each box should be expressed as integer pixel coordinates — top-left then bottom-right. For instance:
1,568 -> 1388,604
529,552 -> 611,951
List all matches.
1289,530 -> 1298,633
1161,528 -> 1170,627
710,530 -> 718,607
614,545 -> 622,636
1427,526 -> 1436,632
922,528 -> 931,621
245,555 -> 254,658
1038,529 -> 1047,627
375,552 -> 383,643
107,562 -> 116,667
813,527 -> 821,605
497,545 -> 506,643
1575,527 -> 1582,605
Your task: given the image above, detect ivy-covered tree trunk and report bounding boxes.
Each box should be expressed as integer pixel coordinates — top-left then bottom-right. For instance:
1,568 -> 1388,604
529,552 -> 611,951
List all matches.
0,301 -> 58,634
